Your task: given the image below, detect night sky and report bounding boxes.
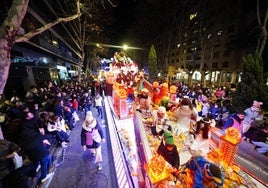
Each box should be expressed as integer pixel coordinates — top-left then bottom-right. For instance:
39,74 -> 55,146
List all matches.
111,0 -> 136,44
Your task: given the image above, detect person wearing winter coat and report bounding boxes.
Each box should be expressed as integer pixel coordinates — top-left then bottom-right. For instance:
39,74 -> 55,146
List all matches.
18,111 -> 53,187
94,93 -> 103,119
2,164 -> 37,188
47,115 -> 69,147
243,100 -> 264,133
81,111 -> 105,170
223,111 -> 245,135
0,139 -> 21,183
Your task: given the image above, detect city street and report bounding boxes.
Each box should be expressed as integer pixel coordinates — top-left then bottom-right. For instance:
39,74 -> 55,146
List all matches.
33,99 -> 268,188
38,106 -> 117,188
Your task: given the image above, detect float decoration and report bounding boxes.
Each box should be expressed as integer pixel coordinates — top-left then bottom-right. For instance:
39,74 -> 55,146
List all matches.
219,127 -> 242,165
145,153 -> 173,185
224,127 -> 242,144
169,85 -> 177,102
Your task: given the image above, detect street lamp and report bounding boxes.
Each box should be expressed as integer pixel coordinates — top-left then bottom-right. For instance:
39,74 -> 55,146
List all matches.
123,44 -> 129,50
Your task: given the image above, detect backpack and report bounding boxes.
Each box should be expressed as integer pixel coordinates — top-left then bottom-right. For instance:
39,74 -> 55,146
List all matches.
85,131 -> 93,145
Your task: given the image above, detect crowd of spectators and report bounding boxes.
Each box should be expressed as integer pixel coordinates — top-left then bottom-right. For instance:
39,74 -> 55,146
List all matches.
0,79 -> 102,187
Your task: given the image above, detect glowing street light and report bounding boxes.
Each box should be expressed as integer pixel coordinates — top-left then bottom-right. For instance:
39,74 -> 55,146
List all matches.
123,45 -> 129,50
92,42 -> 143,50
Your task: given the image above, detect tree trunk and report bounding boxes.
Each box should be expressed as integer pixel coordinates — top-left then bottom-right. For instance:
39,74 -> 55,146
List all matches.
0,0 -> 29,94
0,39 -> 12,94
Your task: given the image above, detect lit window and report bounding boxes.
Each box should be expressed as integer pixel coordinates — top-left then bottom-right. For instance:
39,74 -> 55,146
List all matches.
52,40 -> 58,45
190,13 -> 197,20
217,30 -> 223,36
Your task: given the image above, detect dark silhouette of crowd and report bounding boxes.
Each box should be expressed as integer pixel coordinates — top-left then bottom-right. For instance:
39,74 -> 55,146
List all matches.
0,79 -> 103,188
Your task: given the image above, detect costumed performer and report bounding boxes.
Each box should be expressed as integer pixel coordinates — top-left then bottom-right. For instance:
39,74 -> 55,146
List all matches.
157,131 -> 180,170
186,156 -> 223,188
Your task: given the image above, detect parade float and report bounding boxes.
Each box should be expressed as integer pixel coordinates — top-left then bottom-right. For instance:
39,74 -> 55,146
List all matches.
102,52 -> 265,188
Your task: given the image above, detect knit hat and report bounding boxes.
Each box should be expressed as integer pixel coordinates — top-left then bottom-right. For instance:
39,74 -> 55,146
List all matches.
164,131 -> 174,146
253,100 -> 263,108
82,111 -> 96,131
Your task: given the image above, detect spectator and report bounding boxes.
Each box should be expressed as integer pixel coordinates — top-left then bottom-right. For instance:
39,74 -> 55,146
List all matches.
223,111 -> 245,135
244,124 -> 268,156
18,120 -> 54,187
63,106 -> 74,130
37,112 -> 50,135
47,115 -> 69,147
243,100 -> 264,134
214,86 -> 225,99
157,131 -> 180,169
53,99 -> 64,118
95,93 -> 103,119
2,164 -> 37,188
201,100 -> 210,118
0,139 -> 21,183
80,92 -> 93,117
81,111 -> 105,171
72,98 -> 79,113
209,101 -> 221,121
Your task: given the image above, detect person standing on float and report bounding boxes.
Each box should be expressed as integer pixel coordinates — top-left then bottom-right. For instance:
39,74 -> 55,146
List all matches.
173,97 -> 198,135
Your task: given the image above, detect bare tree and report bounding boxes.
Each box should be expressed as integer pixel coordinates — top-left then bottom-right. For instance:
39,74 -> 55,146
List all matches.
0,0 -> 81,94
57,0 -> 115,81
256,0 -> 268,57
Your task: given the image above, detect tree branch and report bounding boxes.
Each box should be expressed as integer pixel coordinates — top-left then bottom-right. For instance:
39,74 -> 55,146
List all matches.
15,13 -> 81,43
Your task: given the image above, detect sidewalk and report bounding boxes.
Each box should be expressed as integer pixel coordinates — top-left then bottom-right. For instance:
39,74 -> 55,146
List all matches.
39,107 -> 117,188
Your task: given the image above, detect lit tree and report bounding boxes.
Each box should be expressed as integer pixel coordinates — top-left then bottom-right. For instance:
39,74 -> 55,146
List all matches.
0,0 -> 81,95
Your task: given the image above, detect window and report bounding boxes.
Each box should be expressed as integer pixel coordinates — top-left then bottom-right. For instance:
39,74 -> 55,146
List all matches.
217,30 -> 223,36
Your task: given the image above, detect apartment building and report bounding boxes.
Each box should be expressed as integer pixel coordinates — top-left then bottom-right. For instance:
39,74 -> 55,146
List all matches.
153,1 -> 259,87
5,1 -> 81,98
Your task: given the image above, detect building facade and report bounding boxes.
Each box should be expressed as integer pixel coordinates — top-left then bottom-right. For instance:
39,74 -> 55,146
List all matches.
152,1 -> 259,87
5,1 -> 81,99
